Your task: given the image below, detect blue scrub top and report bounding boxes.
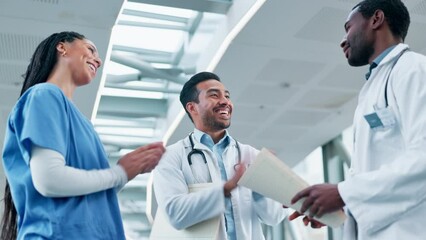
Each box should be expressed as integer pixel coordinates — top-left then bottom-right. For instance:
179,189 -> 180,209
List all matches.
2,83 -> 125,239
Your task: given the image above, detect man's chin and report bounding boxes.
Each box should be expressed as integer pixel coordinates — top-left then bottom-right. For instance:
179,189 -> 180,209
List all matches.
348,58 -> 368,67
214,121 -> 231,131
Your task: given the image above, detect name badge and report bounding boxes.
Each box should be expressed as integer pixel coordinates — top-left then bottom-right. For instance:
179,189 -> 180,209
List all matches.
364,105 -> 396,130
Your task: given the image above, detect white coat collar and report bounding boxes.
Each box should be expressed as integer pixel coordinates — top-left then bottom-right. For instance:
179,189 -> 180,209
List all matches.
191,128 -> 237,150
377,43 -> 409,67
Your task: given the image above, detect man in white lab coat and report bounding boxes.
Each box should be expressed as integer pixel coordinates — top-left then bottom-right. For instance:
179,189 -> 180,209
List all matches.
291,0 -> 426,239
153,72 -> 287,239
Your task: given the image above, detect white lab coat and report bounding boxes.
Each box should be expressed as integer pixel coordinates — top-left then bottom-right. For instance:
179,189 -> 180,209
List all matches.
153,133 -> 287,239
338,44 -> 426,239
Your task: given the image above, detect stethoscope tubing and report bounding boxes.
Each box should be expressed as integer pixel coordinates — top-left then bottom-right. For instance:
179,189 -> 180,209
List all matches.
187,133 -> 241,166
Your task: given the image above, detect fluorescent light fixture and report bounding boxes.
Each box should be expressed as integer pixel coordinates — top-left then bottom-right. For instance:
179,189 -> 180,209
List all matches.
119,14 -> 186,28
124,2 -> 194,18
99,135 -> 155,146
106,62 -> 140,75
111,25 -> 184,52
94,118 -> 156,128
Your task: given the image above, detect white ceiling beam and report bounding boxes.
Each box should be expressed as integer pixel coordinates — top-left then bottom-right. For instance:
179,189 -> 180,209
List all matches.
117,20 -> 188,31
100,135 -> 157,149
105,82 -> 181,94
122,9 -> 189,23
106,73 -> 141,83
112,45 -> 172,57
97,95 -> 168,118
111,52 -> 188,84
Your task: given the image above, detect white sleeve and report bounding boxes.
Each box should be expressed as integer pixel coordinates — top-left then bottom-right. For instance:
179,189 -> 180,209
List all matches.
30,145 -> 128,197
153,143 -> 226,230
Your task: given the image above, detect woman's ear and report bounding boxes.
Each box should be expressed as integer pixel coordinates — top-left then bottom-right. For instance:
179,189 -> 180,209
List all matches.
56,42 -> 67,56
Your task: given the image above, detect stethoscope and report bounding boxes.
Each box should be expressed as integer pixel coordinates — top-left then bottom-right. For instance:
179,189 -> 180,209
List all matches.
383,48 -> 409,107
187,133 -> 241,167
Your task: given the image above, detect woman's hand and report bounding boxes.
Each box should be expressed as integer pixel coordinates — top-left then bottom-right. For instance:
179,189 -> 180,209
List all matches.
118,142 -> 165,180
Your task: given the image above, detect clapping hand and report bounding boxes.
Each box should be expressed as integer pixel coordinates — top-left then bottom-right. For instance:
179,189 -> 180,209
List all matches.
118,142 -> 165,180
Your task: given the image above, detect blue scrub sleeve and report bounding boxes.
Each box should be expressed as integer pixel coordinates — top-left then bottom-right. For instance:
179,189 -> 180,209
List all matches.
15,86 -> 69,164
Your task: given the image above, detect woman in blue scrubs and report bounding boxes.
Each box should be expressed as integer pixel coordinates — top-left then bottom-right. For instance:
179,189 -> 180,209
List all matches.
0,31 -> 165,239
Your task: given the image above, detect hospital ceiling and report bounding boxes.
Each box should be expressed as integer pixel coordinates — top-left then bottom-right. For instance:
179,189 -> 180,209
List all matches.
1,0 -> 426,239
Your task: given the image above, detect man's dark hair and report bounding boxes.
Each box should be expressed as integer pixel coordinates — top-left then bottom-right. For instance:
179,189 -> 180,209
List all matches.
354,0 -> 410,41
179,71 -> 221,122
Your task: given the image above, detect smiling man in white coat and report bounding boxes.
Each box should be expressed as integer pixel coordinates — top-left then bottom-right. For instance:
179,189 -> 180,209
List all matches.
290,0 -> 426,239
153,72 -> 287,239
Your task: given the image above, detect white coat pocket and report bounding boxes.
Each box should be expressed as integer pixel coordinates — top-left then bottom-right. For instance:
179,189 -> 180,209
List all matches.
364,105 -> 396,131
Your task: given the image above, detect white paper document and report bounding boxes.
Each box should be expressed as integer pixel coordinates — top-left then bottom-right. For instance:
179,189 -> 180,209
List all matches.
149,183 -> 221,240
238,148 -> 346,228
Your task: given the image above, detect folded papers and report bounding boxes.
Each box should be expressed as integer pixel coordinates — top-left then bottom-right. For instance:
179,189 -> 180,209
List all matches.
238,148 -> 346,228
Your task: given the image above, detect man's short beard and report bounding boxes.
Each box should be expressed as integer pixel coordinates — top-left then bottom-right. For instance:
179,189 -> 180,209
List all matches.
203,116 -> 231,131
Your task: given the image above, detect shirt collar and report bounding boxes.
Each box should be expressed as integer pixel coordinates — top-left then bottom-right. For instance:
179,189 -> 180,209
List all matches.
365,45 -> 397,80
193,128 -> 230,149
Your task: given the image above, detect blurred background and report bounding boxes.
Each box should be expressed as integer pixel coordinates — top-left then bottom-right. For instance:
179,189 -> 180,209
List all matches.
1,0 -> 425,239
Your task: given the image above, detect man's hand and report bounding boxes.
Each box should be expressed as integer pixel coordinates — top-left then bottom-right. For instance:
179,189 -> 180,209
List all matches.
288,211 -> 325,228
118,142 -> 165,181
224,163 -> 246,197
291,183 -> 345,218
